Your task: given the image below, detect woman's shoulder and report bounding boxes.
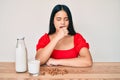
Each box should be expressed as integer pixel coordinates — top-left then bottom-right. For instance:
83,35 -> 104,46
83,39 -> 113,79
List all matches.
74,33 -> 83,38
74,33 -> 86,42
42,33 -> 49,37
74,33 -> 89,51
36,33 -> 50,50
38,33 -> 50,41
40,33 -> 49,38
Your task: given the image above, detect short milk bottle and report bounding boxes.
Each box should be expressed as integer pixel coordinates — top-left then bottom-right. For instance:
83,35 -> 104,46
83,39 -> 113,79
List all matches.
15,37 -> 28,72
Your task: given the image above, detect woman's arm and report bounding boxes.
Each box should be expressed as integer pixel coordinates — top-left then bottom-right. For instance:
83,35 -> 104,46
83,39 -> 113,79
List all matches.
36,28 -> 69,65
46,47 -> 93,67
35,36 -> 59,65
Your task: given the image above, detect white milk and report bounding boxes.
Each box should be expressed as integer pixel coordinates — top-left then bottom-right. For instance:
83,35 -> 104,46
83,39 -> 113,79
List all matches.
28,60 -> 40,76
15,37 -> 27,72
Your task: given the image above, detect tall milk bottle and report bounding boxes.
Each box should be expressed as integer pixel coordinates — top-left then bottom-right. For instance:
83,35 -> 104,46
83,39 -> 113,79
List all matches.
15,37 -> 28,72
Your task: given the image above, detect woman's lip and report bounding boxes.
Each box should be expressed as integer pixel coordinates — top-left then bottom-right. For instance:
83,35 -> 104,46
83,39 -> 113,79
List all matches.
60,26 -> 65,28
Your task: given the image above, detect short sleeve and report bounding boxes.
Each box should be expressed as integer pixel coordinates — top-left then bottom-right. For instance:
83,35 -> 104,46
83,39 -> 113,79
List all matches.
36,33 -> 50,51
74,33 -> 89,53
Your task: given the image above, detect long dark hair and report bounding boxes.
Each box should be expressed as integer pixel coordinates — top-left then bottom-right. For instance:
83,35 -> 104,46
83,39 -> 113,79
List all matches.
48,4 -> 76,35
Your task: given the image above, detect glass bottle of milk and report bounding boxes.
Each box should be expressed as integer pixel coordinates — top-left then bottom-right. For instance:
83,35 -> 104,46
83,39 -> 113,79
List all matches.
15,37 -> 27,72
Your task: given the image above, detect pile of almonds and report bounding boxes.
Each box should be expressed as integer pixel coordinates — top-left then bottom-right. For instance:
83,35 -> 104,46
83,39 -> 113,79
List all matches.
40,67 -> 68,76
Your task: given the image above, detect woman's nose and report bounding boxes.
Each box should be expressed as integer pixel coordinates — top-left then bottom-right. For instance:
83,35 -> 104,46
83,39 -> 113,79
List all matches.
61,20 -> 65,25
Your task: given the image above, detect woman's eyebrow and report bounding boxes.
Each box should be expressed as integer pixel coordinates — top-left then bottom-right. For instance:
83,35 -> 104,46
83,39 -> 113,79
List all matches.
56,17 -> 61,18
56,17 -> 68,18
64,17 -> 68,18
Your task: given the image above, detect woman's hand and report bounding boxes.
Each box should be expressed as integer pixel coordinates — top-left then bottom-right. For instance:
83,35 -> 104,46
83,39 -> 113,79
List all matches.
55,27 -> 69,40
46,58 -> 59,66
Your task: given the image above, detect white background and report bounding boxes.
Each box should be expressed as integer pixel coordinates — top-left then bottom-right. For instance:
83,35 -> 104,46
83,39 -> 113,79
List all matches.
0,0 -> 120,62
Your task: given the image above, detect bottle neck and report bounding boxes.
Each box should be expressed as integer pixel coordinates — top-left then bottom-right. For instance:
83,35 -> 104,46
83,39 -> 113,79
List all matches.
16,38 -> 25,48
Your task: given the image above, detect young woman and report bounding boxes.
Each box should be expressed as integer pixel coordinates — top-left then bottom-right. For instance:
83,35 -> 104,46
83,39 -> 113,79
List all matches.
35,4 -> 93,67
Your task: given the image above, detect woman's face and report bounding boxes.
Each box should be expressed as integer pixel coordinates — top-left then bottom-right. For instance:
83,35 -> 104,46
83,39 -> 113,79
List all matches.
53,10 -> 69,32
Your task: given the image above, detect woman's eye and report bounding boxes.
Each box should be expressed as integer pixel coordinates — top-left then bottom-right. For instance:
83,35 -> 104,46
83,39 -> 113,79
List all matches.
65,18 -> 69,21
56,18 -> 61,21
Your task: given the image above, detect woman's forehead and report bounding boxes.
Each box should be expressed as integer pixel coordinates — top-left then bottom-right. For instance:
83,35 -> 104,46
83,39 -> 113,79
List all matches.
55,10 -> 68,17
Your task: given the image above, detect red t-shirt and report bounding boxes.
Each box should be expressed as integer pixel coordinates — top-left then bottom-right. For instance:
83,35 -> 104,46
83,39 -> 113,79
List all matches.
36,33 -> 89,59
